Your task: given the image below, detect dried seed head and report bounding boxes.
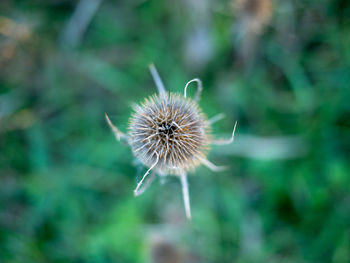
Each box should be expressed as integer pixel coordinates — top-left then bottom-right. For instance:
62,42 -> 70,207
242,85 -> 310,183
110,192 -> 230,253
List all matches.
128,93 -> 209,175
106,65 -> 237,220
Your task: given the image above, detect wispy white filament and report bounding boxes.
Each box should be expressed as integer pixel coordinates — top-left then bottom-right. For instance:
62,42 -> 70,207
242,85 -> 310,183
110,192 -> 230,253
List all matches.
134,152 -> 159,196
212,121 -> 238,145
184,78 -> 202,102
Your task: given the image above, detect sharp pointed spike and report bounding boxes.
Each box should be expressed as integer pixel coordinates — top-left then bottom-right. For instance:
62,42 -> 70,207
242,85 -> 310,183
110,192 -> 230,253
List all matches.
105,113 -> 127,141
149,63 -> 166,95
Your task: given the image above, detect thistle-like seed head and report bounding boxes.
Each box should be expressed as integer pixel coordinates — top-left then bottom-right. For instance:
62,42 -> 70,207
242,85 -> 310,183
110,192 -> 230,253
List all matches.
128,93 -> 210,175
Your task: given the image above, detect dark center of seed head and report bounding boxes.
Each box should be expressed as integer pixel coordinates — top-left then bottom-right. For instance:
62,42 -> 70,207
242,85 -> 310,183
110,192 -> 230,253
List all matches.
158,122 -> 177,137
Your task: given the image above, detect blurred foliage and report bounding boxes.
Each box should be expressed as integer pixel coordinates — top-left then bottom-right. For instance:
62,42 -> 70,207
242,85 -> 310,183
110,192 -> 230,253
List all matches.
1,0 -> 350,262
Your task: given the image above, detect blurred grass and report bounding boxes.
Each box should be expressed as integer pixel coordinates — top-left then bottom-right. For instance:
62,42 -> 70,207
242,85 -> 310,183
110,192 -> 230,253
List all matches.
1,0 -> 350,262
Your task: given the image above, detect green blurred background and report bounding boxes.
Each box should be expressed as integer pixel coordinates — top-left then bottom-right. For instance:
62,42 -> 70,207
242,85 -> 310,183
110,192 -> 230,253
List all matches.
1,0 -> 350,262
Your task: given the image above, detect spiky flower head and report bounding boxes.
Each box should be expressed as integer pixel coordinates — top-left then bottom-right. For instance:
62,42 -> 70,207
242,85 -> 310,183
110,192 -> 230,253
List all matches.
105,64 -> 237,220
128,93 -> 209,175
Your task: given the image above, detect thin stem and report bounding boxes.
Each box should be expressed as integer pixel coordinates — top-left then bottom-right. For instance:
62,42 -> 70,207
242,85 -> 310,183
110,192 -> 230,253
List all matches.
180,172 -> 191,220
